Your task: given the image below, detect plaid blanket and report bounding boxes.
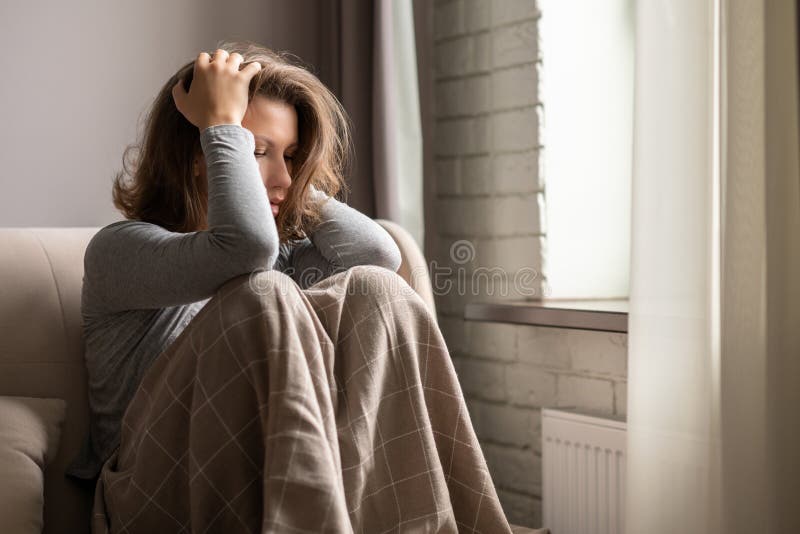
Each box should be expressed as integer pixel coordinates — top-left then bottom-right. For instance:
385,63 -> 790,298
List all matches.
91,265 -> 512,533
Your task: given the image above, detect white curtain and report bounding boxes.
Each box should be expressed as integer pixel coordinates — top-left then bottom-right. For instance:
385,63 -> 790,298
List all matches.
626,1 -> 800,533
374,0 -> 424,248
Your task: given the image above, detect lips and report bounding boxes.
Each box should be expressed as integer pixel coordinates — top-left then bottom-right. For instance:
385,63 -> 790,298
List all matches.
270,202 -> 280,216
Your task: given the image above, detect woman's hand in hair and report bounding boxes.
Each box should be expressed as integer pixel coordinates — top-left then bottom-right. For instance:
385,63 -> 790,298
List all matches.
171,49 -> 262,131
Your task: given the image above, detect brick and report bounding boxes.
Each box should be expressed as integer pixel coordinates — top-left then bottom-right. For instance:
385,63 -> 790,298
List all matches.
492,19 -> 538,68
496,491 -> 543,529
492,0 -> 540,27
436,198 -> 471,237
435,79 -> 462,118
490,194 -> 541,235
439,234 -> 479,270
430,268 -> 474,311
466,76 -> 492,116
435,34 -> 490,78
434,158 -> 460,195
434,0 -> 465,40
531,409 -> 543,453
450,353 -> 466,375
464,396 -> 480,422
433,120 -> 458,156
491,64 -> 538,110
432,279 -> 480,316
506,268 -> 545,299
460,155 -> 492,195
474,32 -> 491,71
505,364 -> 556,407
517,325 -> 572,369
438,315 -> 471,355
493,150 -> 542,193
535,103 -> 545,139
435,76 -> 490,117
428,236 -> 480,284
435,36 -> 473,78
471,400 -> 540,449
557,375 -> 614,415
569,331 -> 628,378
468,267 -> 543,300
435,197 -> 488,235
538,195 -> 549,236
464,0 -> 490,31
458,358 -> 507,401
431,233 -> 478,270
492,107 -> 539,151
428,257 -> 456,289
474,235 -> 542,273
429,233 -> 455,266
482,443 -> 541,495
467,265 -> 510,296
614,380 -> 627,417
435,116 -> 490,156
467,321 -> 517,361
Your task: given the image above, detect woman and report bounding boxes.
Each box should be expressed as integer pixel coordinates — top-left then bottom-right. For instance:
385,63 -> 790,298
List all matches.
72,41 -> 511,533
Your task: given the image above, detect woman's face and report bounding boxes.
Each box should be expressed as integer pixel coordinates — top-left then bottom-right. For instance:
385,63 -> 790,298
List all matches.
195,96 -> 297,218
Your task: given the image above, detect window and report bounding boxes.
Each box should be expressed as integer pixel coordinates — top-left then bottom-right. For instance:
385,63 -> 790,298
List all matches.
539,0 -> 634,299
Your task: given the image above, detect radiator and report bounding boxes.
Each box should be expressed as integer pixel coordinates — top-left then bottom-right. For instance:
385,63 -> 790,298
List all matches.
542,408 -> 627,534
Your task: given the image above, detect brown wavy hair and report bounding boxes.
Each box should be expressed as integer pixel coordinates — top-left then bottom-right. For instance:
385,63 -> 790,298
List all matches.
112,40 -> 353,242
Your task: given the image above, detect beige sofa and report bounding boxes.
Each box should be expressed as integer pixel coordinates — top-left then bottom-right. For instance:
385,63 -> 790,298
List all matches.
0,224 -> 544,534
0,222 -> 438,534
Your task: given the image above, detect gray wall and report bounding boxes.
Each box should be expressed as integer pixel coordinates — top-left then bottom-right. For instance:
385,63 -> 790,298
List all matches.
0,0 -> 320,227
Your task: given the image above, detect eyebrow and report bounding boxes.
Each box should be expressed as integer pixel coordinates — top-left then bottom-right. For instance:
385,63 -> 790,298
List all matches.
253,134 -> 298,149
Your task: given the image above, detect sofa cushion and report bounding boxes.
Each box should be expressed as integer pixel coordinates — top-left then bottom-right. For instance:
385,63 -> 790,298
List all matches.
0,396 -> 67,534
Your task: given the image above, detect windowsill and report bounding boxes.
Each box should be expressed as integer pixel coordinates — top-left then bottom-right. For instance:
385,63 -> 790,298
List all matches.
464,299 -> 629,333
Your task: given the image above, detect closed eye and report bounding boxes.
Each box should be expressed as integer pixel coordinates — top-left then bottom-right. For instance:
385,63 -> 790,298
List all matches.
254,152 -> 295,161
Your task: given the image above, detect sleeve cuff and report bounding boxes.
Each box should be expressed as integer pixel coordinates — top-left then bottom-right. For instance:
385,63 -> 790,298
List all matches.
309,184 -> 331,202
199,124 -> 255,156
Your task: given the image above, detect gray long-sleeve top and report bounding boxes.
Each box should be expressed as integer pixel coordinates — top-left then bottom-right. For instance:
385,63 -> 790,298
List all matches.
65,124 -> 402,480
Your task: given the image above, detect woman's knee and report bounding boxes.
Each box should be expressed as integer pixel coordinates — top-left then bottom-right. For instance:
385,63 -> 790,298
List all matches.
343,264 -> 416,303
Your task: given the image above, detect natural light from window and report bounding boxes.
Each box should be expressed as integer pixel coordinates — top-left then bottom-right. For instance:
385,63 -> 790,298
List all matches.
539,0 -> 634,299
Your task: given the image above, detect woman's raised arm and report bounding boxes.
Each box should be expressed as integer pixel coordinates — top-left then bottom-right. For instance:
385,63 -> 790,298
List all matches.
84,124 -> 278,314
83,51 -> 277,314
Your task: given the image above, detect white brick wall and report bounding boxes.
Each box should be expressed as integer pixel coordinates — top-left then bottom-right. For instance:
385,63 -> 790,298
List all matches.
493,151 -> 543,193
431,0 -> 628,529
482,442 -> 541,494
468,399 -> 541,449
492,19 -> 539,67
492,65 -> 538,109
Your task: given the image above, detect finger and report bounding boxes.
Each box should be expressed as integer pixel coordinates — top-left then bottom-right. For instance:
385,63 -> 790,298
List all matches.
240,61 -> 262,79
196,52 -> 211,67
191,55 -> 207,86
228,52 -> 244,71
211,48 -> 229,63
171,79 -> 185,108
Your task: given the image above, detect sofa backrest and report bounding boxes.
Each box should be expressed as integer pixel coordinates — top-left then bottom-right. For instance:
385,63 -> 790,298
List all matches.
374,218 -> 437,320
0,228 -> 99,534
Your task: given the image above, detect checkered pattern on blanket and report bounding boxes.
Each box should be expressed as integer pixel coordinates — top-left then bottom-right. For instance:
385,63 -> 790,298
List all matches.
91,265 -> 512,533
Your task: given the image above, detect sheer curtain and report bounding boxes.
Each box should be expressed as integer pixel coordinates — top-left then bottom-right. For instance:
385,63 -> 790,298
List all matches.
626,1 -> 800,533
373,0 -> 424,248
317,0 -> 425,248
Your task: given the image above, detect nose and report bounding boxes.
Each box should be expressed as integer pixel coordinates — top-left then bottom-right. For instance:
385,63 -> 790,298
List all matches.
260,158 -> 292,197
